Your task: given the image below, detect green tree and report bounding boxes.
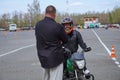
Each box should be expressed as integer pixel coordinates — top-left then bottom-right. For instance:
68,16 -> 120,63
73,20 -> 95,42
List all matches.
108,12 -> 113,23
112,6 -> 120,24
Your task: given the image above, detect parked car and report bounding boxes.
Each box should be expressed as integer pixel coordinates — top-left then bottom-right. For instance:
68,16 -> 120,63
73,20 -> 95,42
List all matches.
0,28 -> 6,31
21,27 -> 31,30
113,24 -> 119,29
9,24 -> 17,32
105,24 -> 120,29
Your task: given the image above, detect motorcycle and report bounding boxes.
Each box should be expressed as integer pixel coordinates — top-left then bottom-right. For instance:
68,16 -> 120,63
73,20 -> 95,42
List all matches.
63,47 -> 94,80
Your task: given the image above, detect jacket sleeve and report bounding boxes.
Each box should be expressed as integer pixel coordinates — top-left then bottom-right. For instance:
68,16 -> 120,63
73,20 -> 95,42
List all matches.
57,23 -> 68,44
76,30 -> 87,50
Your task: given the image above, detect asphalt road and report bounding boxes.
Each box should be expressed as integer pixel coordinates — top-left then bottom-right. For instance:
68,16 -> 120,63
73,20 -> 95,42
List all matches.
0,28 -> 120,80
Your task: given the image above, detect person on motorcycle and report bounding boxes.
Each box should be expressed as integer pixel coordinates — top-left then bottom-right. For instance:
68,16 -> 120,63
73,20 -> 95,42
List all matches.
61,17 -> 90,76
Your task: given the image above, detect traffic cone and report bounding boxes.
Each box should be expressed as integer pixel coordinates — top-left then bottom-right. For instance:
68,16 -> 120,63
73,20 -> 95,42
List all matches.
3,31 -> 7,37
110,45 -> 116,58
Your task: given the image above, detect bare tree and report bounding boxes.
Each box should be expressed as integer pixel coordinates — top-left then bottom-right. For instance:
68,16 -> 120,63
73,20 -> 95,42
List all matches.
0,13 -> 10,28
23,13 -> 30,27
12,11 -> 19,26
27,0 -> 41,27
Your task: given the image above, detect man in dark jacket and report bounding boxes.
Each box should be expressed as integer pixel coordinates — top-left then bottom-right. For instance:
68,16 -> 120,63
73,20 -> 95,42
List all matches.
35,5 -> 68,80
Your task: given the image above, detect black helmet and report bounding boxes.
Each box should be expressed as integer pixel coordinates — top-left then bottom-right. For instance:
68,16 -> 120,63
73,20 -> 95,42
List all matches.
61,17 -> 73,25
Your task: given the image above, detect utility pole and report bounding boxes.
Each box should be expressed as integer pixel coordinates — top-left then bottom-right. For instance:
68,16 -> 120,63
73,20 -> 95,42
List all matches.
66,0 -> 69,16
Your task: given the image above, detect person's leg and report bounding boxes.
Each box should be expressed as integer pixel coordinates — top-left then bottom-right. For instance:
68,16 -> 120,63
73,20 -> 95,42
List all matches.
49,63 -> 63,80
42,68 -> 50,80
83,61 -> 91,79
84,60 -> 90,74
84,66 -> 90,74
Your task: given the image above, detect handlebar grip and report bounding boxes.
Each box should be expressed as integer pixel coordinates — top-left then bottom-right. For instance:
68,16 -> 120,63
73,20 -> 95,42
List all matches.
84,47 -> 92,52
87,47 -> 92,51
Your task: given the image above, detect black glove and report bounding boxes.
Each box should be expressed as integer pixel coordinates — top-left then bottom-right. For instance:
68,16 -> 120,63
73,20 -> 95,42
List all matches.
64,48 -> 71,58
84,47 -> 92,52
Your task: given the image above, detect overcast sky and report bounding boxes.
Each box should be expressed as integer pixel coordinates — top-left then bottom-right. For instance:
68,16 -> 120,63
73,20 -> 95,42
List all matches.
0,0 -> 120,15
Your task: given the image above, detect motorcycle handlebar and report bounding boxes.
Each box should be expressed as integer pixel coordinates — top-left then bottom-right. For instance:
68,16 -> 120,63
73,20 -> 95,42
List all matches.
63,47 -> 92,55
82,47 -> 92,53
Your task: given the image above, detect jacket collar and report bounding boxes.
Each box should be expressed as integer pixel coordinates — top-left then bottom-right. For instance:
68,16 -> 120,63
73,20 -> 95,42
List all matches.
45,16 -> 55,21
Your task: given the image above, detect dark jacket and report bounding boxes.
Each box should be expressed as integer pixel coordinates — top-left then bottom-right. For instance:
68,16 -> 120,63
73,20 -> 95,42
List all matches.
64,30 -> 87,53
35,17 -> 68,68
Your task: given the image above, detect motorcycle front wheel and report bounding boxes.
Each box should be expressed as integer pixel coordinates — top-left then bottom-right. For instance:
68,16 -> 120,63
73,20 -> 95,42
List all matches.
78,74 -> 94,80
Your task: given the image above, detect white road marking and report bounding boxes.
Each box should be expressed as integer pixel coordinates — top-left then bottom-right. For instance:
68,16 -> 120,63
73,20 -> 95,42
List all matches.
118,65 -> 120,68
92,29 -> 111,55
0,44 -> 35,58
92,29 -> 120,68
115,61 -> 120,65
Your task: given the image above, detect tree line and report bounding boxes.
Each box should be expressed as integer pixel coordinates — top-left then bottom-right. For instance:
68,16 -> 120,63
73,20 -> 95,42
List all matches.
0,0 -> 120,29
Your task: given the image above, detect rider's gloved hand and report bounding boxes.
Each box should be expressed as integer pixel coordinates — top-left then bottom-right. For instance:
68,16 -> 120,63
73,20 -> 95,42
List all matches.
64,48 -> 71,54
64,48 -> 71,58
84,47 -> 91,52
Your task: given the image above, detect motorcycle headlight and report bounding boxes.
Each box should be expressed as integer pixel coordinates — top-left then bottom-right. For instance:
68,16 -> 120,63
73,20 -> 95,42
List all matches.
76,60 -> 85,69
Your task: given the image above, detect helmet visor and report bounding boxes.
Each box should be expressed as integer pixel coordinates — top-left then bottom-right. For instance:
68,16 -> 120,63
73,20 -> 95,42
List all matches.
63,23 -> 73,28
61,17 -> 73,25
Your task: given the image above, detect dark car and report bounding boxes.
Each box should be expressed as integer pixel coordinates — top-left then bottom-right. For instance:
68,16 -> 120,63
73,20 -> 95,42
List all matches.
21,27 -> 31,30
0,28 -> 6,31
113,24 -> 119,29
105,24 -> 119,29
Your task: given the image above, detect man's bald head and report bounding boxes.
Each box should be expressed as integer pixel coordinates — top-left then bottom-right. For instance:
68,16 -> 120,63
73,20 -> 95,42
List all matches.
45,5 -> 56,19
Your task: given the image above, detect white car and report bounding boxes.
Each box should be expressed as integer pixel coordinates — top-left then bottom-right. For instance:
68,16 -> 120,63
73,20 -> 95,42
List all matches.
9,24 -> 17,32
